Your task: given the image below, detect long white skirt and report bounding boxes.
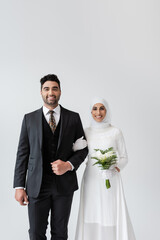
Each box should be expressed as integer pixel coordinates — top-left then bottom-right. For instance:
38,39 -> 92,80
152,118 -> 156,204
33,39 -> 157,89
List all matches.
75,159 -> 136,240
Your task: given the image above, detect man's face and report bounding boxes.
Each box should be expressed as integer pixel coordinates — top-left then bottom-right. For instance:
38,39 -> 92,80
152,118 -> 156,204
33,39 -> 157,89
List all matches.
41,81 -> 61,109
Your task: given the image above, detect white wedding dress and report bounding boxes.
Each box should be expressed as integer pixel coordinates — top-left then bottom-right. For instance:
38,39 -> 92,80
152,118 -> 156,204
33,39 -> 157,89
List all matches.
75,125 -> 136,240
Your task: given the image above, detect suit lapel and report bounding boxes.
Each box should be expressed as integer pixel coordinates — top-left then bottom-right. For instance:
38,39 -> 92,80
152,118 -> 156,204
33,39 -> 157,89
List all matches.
57,106 -> 69,151
36,108 -> 43,150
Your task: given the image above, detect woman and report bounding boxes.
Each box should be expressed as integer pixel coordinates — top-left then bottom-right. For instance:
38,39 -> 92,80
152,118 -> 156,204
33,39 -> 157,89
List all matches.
75,97 -> 136,240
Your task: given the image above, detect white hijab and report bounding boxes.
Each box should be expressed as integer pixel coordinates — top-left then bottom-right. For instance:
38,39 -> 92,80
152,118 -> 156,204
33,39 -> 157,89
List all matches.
90,97 -> 111,129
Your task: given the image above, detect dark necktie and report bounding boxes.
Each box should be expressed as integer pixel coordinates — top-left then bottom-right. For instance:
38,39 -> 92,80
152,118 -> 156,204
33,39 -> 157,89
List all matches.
48,110 -> 56,133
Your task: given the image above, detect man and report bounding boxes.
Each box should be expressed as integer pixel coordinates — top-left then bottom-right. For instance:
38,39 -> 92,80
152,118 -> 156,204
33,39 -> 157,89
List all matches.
13,74 -> 88,240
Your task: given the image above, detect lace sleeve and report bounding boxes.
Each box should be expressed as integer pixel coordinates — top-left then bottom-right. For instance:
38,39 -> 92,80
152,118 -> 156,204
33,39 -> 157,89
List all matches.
116,129 -> 128,170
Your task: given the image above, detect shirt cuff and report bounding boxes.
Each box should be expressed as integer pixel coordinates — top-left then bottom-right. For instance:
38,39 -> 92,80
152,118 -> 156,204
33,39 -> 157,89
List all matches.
15,187 -> 25,189
67,161 -> 74,171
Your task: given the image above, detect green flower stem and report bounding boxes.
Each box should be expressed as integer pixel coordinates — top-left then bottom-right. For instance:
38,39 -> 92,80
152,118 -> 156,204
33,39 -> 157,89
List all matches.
106,179 -> 111,189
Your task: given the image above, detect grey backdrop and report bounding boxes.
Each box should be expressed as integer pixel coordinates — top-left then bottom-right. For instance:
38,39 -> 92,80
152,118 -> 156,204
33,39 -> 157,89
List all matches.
0,1 -> 160,239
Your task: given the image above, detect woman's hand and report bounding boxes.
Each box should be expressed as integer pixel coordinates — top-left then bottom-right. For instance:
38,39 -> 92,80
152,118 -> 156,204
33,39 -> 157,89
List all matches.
115,167 -> 120,172
72,136 -> 87,152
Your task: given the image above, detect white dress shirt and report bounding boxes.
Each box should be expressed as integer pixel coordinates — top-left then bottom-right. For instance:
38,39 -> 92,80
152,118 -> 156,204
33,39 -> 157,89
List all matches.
43,105 -> 61,126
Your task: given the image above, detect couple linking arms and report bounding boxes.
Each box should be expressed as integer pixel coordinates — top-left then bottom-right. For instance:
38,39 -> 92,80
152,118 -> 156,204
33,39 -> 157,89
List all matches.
13,74 -> 136,240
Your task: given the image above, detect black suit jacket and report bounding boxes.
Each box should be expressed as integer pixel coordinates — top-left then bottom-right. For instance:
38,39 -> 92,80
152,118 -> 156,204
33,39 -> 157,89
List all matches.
13,106 -> 88,198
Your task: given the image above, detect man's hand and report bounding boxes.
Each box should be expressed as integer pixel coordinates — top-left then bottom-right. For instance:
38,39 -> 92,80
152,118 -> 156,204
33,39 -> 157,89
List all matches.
51,160 -> 72,175
15,189 -> 29,206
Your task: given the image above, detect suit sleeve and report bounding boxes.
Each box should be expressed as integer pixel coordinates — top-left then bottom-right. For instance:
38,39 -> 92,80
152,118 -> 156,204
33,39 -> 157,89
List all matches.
67,114 -> 88,170
13,115 -> 30,188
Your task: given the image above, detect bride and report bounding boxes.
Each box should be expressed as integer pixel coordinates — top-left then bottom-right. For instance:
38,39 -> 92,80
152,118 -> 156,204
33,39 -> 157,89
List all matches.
75,97 -> 136,240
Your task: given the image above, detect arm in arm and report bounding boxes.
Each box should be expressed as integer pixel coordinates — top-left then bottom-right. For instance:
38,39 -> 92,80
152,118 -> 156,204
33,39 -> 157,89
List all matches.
67,114 -> 88,170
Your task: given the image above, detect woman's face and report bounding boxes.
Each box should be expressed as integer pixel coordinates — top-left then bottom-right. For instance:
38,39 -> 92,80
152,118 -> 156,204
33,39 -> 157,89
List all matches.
91,103 -> 106,122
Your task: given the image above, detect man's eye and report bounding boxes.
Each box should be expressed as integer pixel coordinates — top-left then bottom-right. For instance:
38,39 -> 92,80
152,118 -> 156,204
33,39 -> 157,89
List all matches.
52,88 -> 58,91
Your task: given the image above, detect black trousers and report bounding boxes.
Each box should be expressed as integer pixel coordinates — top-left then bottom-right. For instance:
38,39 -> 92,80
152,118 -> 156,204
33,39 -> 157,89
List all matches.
28,175 -> 73,240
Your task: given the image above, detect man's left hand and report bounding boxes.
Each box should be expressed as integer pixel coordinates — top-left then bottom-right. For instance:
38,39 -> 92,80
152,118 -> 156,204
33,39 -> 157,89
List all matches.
51,160 -> 72,175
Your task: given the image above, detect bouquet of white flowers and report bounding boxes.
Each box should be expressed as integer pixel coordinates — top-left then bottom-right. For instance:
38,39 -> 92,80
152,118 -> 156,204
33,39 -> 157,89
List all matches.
91,147 -> 118,189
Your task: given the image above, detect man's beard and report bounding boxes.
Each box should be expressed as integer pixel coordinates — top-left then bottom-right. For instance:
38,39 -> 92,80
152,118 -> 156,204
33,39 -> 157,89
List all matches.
42,96 -> 59,107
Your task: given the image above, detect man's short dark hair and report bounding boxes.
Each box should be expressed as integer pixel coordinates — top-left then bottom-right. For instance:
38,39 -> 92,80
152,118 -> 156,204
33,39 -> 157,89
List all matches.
40,74 -> 61,89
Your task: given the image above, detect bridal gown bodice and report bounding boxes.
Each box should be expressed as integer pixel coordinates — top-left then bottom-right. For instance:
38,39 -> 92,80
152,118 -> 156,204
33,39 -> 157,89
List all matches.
75,125 -> 136,240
